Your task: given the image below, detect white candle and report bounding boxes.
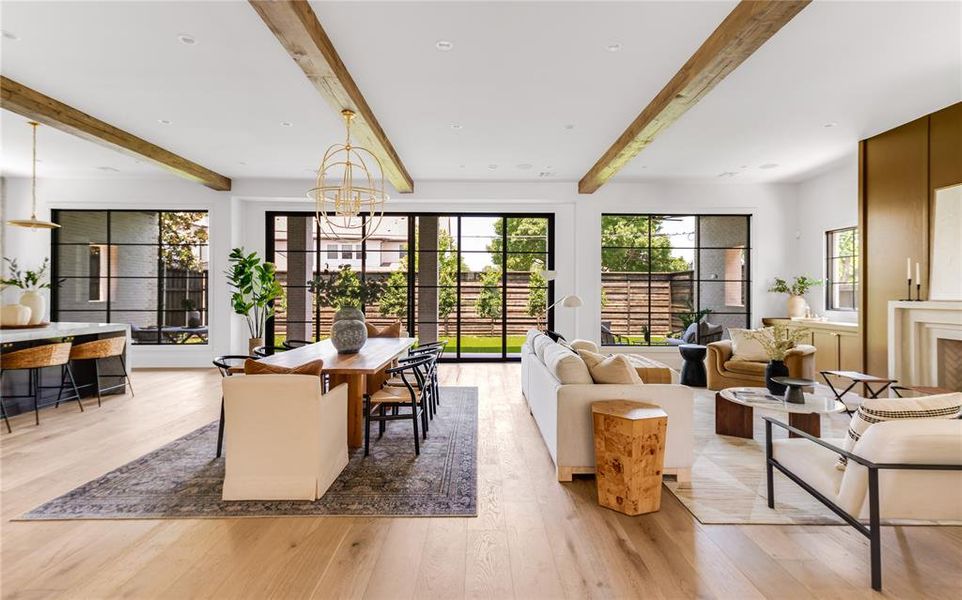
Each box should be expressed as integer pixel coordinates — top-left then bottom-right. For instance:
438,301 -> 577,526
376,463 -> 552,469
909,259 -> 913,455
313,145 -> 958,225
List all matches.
907,257 -> 912,280
916,262 -> 921,284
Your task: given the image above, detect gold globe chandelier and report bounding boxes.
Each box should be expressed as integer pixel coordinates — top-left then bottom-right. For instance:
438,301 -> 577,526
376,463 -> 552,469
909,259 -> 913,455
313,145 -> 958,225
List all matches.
308,109 -> 387,242
7,121 -> 60,230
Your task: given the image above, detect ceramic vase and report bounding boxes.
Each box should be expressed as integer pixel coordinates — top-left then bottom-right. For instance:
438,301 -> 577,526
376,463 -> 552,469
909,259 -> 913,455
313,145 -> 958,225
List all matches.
765,359 -> 789,395
786,295 -> 806,319
187,310 -> 202,328
331,306 -> 367,354
19,290 -> 45,325
1,304 -> 32,326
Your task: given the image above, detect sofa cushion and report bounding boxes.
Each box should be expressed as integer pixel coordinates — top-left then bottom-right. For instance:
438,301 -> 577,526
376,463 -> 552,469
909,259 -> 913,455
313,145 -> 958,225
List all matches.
533,334 -> 553,362
568,339 -> 599,353
773,437 -> 845,501
543,344 -> 593,384
525,329 -> 542,348
729,327 -> 774,362
837,392 -> 962,469
624,354 -> 674,384
577,349 -> 642,384
723,359 -> 766,376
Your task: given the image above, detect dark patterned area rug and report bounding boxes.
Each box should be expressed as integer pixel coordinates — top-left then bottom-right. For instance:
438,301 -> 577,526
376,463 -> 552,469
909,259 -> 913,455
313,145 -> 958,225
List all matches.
21,387 -> 477,520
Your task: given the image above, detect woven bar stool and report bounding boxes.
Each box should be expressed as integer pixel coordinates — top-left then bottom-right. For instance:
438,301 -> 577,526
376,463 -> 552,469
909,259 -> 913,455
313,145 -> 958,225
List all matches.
67,336 -> 134,407
0,342 -> 82,432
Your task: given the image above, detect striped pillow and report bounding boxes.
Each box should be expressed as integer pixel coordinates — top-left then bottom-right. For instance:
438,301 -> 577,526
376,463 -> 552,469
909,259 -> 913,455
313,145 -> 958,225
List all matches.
836,393 -> 962,469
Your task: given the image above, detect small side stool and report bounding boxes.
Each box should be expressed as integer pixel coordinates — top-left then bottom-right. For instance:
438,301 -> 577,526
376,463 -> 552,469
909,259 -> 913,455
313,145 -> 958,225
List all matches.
679,344 -> 707,387
68,336 -> 134,406
0,342 -> 82,432
591,400 -> 668,516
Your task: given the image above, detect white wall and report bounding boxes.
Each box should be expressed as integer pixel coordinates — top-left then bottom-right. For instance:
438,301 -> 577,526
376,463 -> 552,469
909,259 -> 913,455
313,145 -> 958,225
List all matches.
2,175 -> 801,367
792,153 -> 860,323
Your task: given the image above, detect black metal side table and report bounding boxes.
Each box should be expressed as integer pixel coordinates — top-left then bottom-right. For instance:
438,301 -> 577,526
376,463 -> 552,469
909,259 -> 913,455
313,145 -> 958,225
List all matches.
679,344 -> 707,387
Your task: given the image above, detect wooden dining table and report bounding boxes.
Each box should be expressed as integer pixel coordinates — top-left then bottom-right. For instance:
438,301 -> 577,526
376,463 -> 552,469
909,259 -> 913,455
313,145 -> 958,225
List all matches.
257,337 -> 416,448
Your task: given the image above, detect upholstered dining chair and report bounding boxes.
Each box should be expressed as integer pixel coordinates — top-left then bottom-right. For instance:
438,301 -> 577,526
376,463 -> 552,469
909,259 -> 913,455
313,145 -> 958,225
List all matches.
221,374 -> 348,500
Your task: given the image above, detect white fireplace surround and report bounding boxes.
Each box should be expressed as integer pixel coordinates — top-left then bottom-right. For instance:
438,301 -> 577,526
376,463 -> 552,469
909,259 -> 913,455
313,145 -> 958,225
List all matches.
888,301 -> 962,387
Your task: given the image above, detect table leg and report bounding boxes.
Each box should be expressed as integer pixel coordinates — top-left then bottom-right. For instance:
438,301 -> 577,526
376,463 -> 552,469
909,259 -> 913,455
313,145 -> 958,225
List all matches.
330,373 -> 366,449
788,412 -> 820,438
715,393 -> 754,439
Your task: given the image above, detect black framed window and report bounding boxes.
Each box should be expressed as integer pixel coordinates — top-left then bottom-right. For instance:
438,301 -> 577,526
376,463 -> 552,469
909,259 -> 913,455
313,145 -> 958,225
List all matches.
826,227 -> 859,311
267,212 -> 554,361
51,210 -> 209,345
601,214 -> 751,346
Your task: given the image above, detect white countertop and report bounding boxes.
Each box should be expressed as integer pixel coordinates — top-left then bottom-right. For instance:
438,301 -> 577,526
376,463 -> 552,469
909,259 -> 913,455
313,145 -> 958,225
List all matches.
0,322 -> 130,344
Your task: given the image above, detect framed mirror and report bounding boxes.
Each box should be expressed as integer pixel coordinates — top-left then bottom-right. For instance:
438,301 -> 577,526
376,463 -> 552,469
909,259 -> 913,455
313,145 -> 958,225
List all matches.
930,183 -> 962,300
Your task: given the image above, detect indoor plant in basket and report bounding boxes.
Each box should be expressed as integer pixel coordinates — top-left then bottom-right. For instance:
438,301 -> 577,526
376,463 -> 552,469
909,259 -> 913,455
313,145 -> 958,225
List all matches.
1,257 -> 58,325
768,276 -> 822,318
225,248 -> 284,353
746,324 -> 811,395
309,265 -> 384,354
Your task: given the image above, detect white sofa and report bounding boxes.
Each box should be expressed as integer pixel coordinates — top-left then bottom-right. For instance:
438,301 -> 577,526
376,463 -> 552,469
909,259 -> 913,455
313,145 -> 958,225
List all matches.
521,330 -> 694,482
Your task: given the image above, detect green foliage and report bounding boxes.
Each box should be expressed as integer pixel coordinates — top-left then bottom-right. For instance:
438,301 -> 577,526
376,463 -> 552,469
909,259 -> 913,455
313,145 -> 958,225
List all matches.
160,212 -> 208,272
225,248 -> 284,339
768,275 -> 823,296
527,259 -> 547,322
378,269 -> 409,318
835,229 -> 859,283
489,218 -> 548,271
310,265 -> 384,311
601,216 -> 690,272
746,325 -> 811,360
475,267 -> 503,333
1,257 -> 57,290
677,302 -> 713,330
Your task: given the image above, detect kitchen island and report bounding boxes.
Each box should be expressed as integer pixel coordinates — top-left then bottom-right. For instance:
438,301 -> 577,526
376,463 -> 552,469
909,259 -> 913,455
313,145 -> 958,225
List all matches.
1,322 -> 131,416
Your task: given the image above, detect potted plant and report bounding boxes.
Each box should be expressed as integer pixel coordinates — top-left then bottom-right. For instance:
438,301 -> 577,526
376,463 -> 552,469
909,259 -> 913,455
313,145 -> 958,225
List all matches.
673,301 -> 713,341
181,298 -> 202,328
225,248 -> 284,353
1,257 -> 57,325
768,276 -> 822,319
309,265 -> 384,353
746,324 -> 811,396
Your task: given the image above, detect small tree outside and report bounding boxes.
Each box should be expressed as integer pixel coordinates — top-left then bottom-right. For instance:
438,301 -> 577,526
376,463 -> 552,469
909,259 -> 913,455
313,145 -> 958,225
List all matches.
527,259 -> 547,326
475,266 -> 502,334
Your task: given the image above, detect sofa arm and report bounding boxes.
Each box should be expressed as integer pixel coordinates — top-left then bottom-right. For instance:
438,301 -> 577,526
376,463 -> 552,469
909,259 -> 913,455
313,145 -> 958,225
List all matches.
707,340 -> 733,367
785,344 -> 816,379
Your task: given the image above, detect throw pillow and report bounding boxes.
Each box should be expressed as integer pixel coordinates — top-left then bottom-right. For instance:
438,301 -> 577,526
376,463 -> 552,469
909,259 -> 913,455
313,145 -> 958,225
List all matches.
577,349 -> 643,385
533,334 -> 553,362
836,392 -> 962,469
543,343 -> 593,384
728,327 -> 774,362
365,321 -> 401,338
244,358 -> 324,377
568,339 -> 600,353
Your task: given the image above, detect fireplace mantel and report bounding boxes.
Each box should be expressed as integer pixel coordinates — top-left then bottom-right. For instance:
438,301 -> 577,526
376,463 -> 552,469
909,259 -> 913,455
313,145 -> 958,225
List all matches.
888,301 -> 962,387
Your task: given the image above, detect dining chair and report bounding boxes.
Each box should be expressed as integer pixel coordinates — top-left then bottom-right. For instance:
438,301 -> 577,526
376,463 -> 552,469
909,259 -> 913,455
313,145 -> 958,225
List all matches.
252,345 -> 286,358
67,336 -> 134,406
212,355 -> 254,457
364,355 -> 433,457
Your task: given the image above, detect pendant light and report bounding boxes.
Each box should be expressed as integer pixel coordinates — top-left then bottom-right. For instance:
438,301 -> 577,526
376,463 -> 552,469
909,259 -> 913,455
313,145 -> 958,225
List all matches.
307,109 -> 387,242
7,121 -> 60,230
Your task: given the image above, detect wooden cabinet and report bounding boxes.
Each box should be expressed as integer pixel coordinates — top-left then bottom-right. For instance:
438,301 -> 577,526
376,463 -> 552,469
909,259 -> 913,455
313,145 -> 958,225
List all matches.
762,319 -> 862,376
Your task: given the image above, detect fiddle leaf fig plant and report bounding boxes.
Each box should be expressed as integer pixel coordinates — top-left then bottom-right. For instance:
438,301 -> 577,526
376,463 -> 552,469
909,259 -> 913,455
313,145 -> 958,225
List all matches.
225,248 -> 284,339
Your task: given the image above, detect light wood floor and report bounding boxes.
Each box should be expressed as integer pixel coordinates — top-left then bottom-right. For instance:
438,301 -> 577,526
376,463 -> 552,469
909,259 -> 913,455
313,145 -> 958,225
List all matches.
1,364 -> 960,599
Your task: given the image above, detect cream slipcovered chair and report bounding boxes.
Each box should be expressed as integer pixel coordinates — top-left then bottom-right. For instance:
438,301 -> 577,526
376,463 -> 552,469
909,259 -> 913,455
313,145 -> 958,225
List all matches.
766,415 -> 962,591
221,374 -> 348,501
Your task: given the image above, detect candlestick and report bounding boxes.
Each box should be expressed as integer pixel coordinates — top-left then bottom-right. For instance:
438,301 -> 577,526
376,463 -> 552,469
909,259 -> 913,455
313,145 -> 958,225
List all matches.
905,278 -> 913,301
916,282 -> 922,301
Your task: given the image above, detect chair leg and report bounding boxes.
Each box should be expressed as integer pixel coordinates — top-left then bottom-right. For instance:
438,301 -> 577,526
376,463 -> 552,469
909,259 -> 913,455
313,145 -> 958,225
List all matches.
65,365 -> 84,412
0,370 -> 11,433
93,359 -> 103,407
216,398 -> 225,458
378,404 -> 386,438
119,354 -> 135,397
411,399 -> 420,455
55,365 -> 66,408
364,397 -> 372,457
31,369 -> 40,426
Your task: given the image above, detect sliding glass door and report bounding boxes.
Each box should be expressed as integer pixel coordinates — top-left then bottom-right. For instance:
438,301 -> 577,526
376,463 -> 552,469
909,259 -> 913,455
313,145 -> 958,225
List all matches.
267,212 -> 553,360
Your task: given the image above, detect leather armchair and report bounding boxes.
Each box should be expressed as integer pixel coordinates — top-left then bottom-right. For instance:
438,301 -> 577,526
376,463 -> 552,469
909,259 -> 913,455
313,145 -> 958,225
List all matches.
706,339 -> 816,391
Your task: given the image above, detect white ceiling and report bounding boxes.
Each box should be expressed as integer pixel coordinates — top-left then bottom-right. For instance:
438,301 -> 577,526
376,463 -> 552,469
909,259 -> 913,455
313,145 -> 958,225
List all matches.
1,1 -> 959,188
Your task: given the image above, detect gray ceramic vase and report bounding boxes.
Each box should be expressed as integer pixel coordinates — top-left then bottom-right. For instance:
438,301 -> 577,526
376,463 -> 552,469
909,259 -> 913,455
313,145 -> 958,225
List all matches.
331,306 -> 367,354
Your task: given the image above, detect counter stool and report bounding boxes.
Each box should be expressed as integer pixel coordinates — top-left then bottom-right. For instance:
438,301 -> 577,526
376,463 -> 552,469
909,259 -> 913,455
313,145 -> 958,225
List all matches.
68,336 -> 133,407
0,342 -> 82,432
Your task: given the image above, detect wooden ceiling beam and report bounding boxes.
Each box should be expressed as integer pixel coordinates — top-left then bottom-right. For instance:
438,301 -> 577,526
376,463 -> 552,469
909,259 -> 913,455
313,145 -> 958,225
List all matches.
0,76 -> 231,191
249,0 -> 414,193
578,0 -> 810,194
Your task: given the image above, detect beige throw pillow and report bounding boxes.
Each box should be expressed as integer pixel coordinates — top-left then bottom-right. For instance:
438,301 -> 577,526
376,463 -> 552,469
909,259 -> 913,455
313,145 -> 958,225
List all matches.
568,339 -> 599,353
728,327 -> 774,362
543,343 -> 593,384
577,349 -> 643,385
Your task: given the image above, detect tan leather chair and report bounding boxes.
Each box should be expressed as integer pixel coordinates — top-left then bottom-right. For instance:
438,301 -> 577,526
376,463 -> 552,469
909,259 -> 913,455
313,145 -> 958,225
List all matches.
706,340 -> 815,391
221,374 -> 348,501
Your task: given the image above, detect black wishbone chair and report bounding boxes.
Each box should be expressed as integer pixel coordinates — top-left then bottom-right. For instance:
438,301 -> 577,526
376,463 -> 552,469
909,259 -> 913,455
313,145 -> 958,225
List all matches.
212,355 -> 254,457
364,355 -> 433,457
251,345 -> 287,358
408,340 -> 447,410
282,340 -> 313,350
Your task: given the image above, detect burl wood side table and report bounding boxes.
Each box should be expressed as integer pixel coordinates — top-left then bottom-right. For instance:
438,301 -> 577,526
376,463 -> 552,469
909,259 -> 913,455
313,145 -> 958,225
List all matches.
591,400 -> 667,516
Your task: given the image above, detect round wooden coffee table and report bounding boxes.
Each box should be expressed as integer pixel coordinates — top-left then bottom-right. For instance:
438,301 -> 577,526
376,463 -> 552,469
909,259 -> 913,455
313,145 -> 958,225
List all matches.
715,386 -> 845,439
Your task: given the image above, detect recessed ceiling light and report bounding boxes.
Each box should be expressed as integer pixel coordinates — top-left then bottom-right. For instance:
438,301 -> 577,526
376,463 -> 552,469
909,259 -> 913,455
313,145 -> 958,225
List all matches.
538,171 -> 554,178
2,30 -> 20,41
280,121 -> 293,127
487,164 -> 498,170
157,119 -> 172,125
823,122 -> 838,128
564,124 -> 575,131
759,163 -> 779,169
606,43 -> 622,52
435,40 -> 454,51
449,123 -> 462,130
178,34 -> 197,45
238,161 -> 248,166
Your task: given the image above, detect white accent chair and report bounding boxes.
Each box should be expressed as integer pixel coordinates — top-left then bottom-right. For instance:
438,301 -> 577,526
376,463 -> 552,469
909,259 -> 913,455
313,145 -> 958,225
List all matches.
221,375 -> 348,501
766,417 -> 962,591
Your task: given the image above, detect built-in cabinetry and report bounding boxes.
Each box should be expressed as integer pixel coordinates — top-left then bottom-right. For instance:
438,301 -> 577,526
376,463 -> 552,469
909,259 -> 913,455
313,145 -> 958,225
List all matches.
762,318 -> 862,375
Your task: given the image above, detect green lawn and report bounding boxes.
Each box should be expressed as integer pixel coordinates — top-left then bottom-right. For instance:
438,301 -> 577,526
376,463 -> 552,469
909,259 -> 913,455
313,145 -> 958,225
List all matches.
439,335 -> 526,354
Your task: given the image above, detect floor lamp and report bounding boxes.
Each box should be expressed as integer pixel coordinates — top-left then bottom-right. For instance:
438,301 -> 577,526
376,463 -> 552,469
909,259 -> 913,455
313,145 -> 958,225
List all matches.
542,294 -> 583,340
